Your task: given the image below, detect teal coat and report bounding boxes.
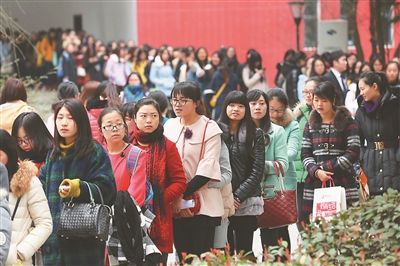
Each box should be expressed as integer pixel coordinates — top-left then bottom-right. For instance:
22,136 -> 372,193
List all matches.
262,123 -> 289,198
273,109 -> 300,191
293,103 -> 312,182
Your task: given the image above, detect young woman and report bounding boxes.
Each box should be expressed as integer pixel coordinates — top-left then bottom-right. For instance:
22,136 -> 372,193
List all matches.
242,49 -> 268,92
122,72 -> 146,104
97,107 -> 148,265
355,72 -> 400,194
386,61 -> 400,98
12,112 -> 53,173
309,56 -> 326,78
266,89 -> 300,246
0,129 -> 52,266
370,54 -> 385,73
131,98 -> 186,264
121,102 -> 136,143
218,91 -> 265,256
164,82 -> 224,258
293,77 -> 319,222
246,89 -> 289,252
0,78 -> 36,134
149,46 -> 176,96
301,81 -> 360,222
39,99 -> 116,266
209,58 -> 239,120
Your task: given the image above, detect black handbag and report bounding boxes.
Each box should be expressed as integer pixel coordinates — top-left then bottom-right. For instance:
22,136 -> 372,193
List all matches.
58,181 -> 111,241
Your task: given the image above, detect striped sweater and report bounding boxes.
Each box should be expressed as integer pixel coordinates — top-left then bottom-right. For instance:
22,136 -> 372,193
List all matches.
300,107 -> 360,220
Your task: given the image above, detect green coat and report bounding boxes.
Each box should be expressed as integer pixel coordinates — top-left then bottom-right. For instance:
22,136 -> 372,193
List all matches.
293,103 -> 312,182
39,141 -> 116,266
262,123 -> 289,198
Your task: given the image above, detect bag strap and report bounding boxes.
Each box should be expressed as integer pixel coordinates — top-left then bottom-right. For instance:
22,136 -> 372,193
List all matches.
11,197 -> 21,221
213,82 -> 228,101
198,119 -> 210,161
322,178 -> 335,188
82,181 -> 104,205
127,146 -> 143,176
273,161 -> 285,192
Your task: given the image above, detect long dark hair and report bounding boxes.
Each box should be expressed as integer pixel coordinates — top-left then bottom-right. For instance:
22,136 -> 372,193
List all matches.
0,129 -> 18,180
11,112 -> 53,163
171,81 -> 207,115
247,89 -> 271,135
51,99 -> 94,160
219,91 -> 256,152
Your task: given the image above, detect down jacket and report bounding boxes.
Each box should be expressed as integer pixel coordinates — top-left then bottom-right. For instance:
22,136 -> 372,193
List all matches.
7,161 -> 52,266
355,91 -> 400,194
0,164 -> 11,265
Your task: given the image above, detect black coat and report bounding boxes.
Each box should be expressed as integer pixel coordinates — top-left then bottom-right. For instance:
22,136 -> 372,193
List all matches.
219,122 -> 265,202
355,91 -> 400,194
323,70 -> 347,106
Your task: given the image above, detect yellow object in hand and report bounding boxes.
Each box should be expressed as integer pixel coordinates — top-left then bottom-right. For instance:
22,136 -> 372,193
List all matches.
59,178 -> 81,198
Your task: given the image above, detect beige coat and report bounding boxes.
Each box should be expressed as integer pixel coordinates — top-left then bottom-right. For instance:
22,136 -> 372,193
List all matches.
0,100 -> 36,134
6,161 -> 52,266
164,116 -> 224,217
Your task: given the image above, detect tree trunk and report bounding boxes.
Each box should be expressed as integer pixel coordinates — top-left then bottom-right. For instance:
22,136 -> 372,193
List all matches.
375,0 -> 386,64
352,0 -> 364,60
369,0 -> 377,57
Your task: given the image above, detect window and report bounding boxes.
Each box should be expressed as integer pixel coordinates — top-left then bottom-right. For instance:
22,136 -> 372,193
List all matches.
304,0 -> 318,48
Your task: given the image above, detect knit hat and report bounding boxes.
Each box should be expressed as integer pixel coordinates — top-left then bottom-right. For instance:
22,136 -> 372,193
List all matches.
57,81 -> 79,100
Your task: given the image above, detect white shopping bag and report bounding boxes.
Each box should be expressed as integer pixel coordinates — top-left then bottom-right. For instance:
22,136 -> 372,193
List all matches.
312,181 -> 346,221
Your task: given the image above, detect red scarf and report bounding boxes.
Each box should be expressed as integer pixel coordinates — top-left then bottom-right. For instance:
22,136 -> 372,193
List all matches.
132,124 -> 166,215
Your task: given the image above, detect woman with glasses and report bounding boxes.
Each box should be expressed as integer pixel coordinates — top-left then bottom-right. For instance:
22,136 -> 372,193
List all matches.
97,107 -> 149,265
12,112 -> 54,173
131,98 -> 186,265
1,129 -> 52,266
263,89 -> 300,251
39,99 -> 116,266
246,89 -> 289,257
164,82 -> 224,260
293,77 -> 319,226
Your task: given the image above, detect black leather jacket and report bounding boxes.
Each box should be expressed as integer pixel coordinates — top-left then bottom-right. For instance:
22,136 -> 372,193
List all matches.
219,122 -> 265,202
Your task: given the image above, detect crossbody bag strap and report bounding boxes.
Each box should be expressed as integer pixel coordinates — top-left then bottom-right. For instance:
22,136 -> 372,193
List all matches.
198,119 -> 210,161
11,197 -> 21,221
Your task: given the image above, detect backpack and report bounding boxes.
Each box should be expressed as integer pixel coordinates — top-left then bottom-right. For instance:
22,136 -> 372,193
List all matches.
126,146 -> 154,209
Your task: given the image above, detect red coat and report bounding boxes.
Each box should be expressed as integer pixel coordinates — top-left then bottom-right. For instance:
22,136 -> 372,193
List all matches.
135,137 -> 186,253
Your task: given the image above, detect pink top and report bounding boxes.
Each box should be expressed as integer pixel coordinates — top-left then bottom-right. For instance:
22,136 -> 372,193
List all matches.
108,144 -> 146,206
164,115 -> 224,217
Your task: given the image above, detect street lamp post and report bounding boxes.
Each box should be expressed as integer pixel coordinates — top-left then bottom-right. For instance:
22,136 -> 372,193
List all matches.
289,1 -> 305,51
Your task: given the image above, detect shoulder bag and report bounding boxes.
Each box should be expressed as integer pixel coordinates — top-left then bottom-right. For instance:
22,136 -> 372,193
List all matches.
257,161 -> 298,229
58,181 -> 112,241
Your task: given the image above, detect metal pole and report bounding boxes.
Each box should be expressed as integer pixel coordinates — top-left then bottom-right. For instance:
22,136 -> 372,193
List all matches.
296,24 -> 300,51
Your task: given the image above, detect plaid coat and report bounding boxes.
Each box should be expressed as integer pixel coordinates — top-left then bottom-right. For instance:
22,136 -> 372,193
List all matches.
301,107 -> 360,221
39,141 -> 116,266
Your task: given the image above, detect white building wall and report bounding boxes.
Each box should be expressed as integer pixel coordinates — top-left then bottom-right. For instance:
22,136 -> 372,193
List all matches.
2,0 -> 137,43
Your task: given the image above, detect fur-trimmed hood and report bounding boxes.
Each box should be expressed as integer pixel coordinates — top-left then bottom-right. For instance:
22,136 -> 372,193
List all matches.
293,102 -> 312,120
10,160 -> 38,198
309,106 -> 353,132
272,108 -> 295,128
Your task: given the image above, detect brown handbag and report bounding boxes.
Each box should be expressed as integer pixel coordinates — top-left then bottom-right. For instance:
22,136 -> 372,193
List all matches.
257,161 -> 298,229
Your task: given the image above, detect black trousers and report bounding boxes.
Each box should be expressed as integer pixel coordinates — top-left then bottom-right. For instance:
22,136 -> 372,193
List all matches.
173,215 -> 219,259
227,216 -> 257,256
260,226 -> 291,253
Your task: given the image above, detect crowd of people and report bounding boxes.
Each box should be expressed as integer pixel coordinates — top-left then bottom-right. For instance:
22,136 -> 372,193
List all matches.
0,27 -> 399,265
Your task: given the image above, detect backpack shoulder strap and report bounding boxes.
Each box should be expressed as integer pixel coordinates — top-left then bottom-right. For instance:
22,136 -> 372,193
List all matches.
11,197 -> 21,221
127,145 -> 143,176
